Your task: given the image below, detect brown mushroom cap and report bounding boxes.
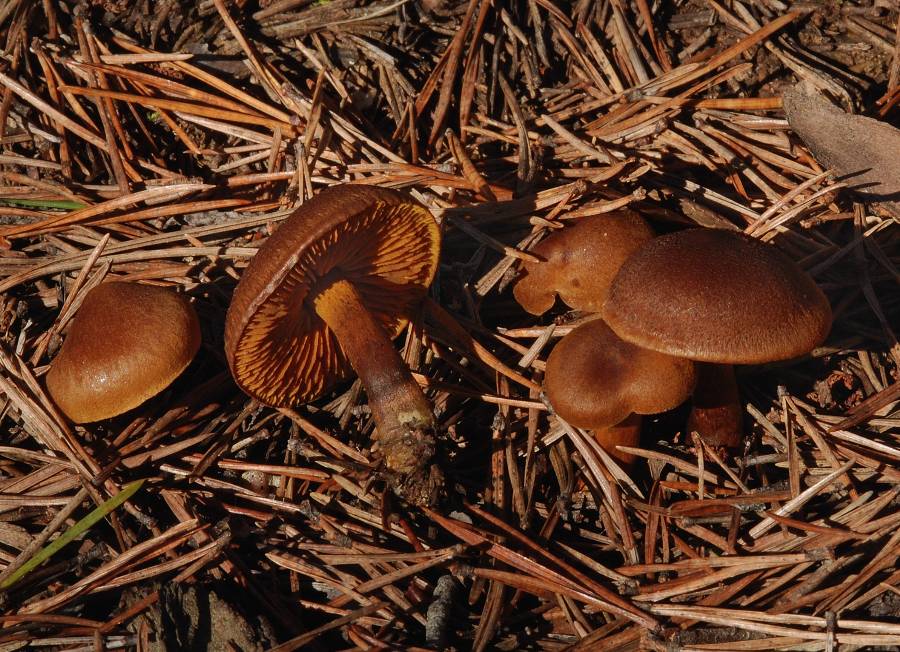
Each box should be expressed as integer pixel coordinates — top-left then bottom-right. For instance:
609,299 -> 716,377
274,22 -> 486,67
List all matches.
224,184 -> 441,407
602,229 -> 832,364
45,281 -> 200,423
512,211 -> 654,315
544,318 -> 696,429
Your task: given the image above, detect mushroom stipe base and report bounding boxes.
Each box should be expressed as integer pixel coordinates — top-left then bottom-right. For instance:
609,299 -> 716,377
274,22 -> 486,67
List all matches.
687,363 -> 743,449
593,414 -> 641,468
313,278 -> 444,506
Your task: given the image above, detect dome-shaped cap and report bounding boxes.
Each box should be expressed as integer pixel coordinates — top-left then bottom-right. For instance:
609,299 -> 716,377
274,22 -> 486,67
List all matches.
46,281 -> 201,423
513,211 -> 654,315
224,184 -> 441,407
602,229 -> 832,364
544,318 -> 696,429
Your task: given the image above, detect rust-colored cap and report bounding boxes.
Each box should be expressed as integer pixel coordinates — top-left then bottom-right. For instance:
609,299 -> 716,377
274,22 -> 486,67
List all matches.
46,282 -> 200,423
544,318 -> 696,429
512,211 -> 654,315
603,229 -> 832,364
224,184 -> 441,406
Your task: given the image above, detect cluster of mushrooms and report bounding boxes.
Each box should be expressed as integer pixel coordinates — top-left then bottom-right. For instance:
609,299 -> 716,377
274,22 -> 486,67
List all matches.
46,185 -> 444,505
513,212 -> 832,466
43,184 -> 832,505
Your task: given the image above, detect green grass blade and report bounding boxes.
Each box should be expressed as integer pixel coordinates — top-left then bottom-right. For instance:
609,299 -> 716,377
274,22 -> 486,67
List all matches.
0,479 -> 145,590
0,199 -> 86,210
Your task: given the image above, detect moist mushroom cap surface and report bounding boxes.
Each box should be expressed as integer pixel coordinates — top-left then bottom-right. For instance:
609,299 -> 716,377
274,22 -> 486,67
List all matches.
224,184 -> 441,407
602,229 -> 832,364
513,211 -> 653,315
45,281 -> 200,423
544,318 -> 696,429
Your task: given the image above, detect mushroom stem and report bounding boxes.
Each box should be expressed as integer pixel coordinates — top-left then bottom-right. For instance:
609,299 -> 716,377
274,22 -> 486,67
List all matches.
593,413 -> 641,467
687,363 -> 742,448
313,279 -> 437,480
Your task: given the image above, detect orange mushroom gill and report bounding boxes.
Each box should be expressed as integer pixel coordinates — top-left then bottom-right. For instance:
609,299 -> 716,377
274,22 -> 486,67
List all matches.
225,185 -> 443,505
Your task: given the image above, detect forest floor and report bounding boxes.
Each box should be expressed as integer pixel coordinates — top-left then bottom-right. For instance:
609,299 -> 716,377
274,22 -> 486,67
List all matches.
0,0 -> 899,650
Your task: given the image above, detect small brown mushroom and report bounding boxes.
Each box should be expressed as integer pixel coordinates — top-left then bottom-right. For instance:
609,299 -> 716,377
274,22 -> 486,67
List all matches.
544,318 -> 696,466
602,228 -> 832,447
224,184 -> 442,505
513,211 -> 654,315
45,281 -> 200,424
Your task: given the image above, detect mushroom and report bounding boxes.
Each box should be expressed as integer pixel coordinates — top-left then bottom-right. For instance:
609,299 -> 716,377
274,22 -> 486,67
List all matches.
513,211 -> 654,315
46,281 -> 201,424
224,184 -> 442,505
544,318 -> 696,466
602,228 -> 832,447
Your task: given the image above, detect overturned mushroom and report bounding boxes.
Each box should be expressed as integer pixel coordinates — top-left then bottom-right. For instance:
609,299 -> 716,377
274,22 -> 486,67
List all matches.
46,281 -> 201,424
603,228 -> 832,448
513,211 -> 654,315
224,184 -> 442,506
544,318 -> 696,466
